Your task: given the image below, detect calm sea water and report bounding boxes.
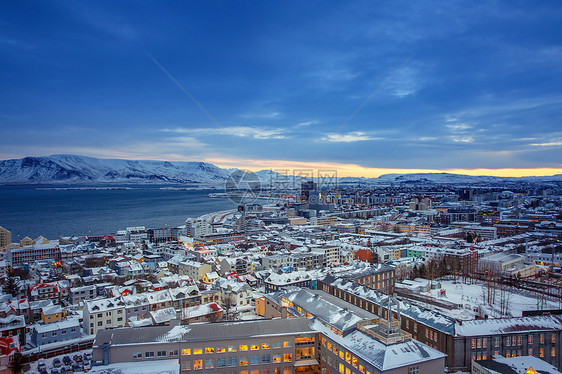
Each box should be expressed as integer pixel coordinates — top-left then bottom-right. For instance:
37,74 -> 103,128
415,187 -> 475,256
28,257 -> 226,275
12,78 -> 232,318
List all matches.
0,185 -> 237,239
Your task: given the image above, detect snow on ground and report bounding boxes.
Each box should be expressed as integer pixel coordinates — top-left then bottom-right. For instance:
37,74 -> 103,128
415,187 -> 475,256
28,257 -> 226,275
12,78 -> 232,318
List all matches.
89,360 -> 179,374
427,280 -> 560,318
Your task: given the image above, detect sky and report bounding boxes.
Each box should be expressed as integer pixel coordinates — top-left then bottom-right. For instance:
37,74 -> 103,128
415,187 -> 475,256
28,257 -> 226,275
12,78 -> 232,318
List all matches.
1,1 -> 562,177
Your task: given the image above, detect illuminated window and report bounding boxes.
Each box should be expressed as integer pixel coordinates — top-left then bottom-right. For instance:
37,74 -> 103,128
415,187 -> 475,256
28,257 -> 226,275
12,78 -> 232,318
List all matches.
540,348 -> 544,358
182,349 -> 191,355
345,368 -> 351,374
528,348 -> 533,356
228,345 -> 237,352
217,347 -> 226,353
339,363 -> 344,374
482,352 -> 487,360
477,338 -> 481,348
529,335 -> 534,345
345,352 -> 351,364
322,337 -> 326,346
483,338 -> 488,348
471,339 -> 476,349
193,360 -> 203,370
540,334 -> 545,344
193,349 -> 203,355
477,352 -> 481,360
352,356 -> 358,368
239,356 -> 249,366
494,351 -> 499,356
339,350 -> 345,359
494,337 -> 500,347
327,342 -> 332,351
262,343 -> 270,349
251,345 -> 259,351
240,345 -> 248,351
506,337 -> 511,347
205,348 -> 214,354
283,353 -> 292,362
283,341 -> 291,347
552,334 -> 556,343
517,336 -> 522,345
273,354 -> 281,363
359,364 -> 365,373
552,347 -> 556,357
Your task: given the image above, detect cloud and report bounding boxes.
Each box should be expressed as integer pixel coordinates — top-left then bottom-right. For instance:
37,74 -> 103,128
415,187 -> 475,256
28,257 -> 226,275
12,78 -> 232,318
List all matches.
162,126 -> 287,140
321,132 -> 380,143
530,141 -> 562,147
446,123 -> 472,132
239,112 -> 280,119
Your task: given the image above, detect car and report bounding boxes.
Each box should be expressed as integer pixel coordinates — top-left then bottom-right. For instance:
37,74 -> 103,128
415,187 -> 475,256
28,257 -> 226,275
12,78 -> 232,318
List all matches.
73,354 -> 83,363
83,361 -> 91,371
38,361 -> 47,371
62,366 -> 73,374
71,363 -> 82,372
83,352 -> 93,361
63,356 -> 72,366
51,369 -> 61,374
39,368 -> 48,374
53,358 -> 62,368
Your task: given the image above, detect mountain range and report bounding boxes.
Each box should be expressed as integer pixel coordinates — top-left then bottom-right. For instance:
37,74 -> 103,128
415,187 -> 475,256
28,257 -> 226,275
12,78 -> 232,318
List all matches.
0,154 -> 561,185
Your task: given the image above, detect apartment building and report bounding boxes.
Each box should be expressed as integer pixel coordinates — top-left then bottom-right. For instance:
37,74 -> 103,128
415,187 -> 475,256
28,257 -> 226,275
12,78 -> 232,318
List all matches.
317,275 -> 562,371
178,260 -> 212,281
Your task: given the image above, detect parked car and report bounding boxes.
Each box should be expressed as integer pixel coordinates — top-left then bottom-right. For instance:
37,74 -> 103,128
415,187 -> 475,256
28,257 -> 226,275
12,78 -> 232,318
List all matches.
51,369 -> 61,374
73,354 -> 83,363
83,361 -> 91,371
38,361 -> 47,371
63,356 -> 72,366
71,363 -> 82,372
53,358 -> 62,368
62,367 -> 73,374
39,368 -> 48,374
83,352 -> 93,361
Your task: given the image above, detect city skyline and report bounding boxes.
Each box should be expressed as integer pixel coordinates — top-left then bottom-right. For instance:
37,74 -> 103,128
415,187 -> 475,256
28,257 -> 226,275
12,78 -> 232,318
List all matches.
1,1 -> 562,177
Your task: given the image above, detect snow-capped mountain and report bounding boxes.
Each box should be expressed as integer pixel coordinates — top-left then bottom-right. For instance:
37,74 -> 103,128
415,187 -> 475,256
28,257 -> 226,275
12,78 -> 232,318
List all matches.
1,155 -> 561,185
0,155 -> 230,184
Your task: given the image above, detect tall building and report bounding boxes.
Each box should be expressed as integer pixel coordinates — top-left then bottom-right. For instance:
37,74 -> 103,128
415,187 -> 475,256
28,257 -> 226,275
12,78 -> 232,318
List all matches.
301,181 -> 316,202
0,226 -> 11,249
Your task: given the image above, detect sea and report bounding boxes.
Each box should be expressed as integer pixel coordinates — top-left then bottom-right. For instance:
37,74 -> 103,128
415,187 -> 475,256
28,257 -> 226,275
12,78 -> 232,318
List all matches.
0,185 -> 237,240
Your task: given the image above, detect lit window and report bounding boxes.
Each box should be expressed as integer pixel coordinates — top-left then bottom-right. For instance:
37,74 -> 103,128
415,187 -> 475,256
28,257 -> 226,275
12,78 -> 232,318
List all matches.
352,356 -> 358,368
273,354 -> 281,363
528,348 -> 533,356
251,345 -> 259,351
193,349 -> 203,355
540,334 -> 545,344
283,341 -> 291,347
552,347 -> 556,357
239,356 -> 248,366
529,335 -> 534,345
228,345 -> 237,352
471,339 -> 476,349
205,348 -> 214,354
262,343 -> 270,349
193,360 -> 203,370
552,334 -> 556,343
217,347 -> 226,353
540,348 -> 544,358
339,363 -> 344,374
240,345 -> 249,351
283,353 -> 292,362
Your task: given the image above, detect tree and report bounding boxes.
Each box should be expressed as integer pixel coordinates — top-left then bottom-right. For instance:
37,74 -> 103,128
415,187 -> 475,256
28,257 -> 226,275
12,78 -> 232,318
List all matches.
8,352 -> 25,374
4,274 -> 19,298
221,294 -> 236,321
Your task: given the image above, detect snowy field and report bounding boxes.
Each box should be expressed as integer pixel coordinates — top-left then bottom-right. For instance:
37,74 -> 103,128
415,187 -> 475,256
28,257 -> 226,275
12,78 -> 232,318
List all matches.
426,280 -> 561,319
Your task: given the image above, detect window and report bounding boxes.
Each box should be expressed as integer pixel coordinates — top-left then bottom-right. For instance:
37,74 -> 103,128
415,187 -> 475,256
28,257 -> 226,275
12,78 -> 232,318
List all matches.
193,360 -> 203,370
471,339 -> 476,349
483,338 -> 487,348
228,357 -> 237,367
205,348 -> 214,354
217,347 -> 225,353
182,349 -> 191,355
283,341 -> 291,347
352,356 -> 358,368
408,367 -> 420,374
133,352 -> 142,359
506,337 -> 511,347
517,336 -> 521,345
250,355 -> 259,365
262,343 -> 270,349
528,348 -> 533,356
339,363 -> 344,374
262,354 -> 271,364
272,342 -> 282,349
97,321 -> 102,326
273,354 -> 281,363
157,351 -> 166,357
540,348 -> 544,358
540,334 -> 545,344
239,356 -> 248,366
106,320 -> 111,325
228,345 -> 237,352
217,358 -> 226,368
494,337 -> 500,347
193,349 -> 203,355
145,352 -> 154,358
551,347 -> 556,357
283,353 -> 292,362
552,334 -> 557,343
251,345 -> 259,351
205,360 -> 214,369
345,352 -> 351,364
529,335 -> 534,345
240,345 -> 249,351
494,351 -> 499,356
61,330 -> 66,335
477,338 -> 481,348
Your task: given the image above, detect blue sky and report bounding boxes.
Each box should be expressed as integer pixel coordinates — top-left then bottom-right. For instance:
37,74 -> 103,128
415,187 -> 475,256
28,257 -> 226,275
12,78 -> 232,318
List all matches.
1,1 -> 562,176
